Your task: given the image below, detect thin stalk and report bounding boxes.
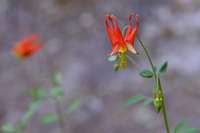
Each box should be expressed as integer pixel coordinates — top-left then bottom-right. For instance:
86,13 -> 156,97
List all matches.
51,76 -> 66,133
136,34 -> 156,80
55,97 -> 67,133
51,75 -> 66,133
13,126 -> 18,133
126,55 -> 153,92
162,99 -> 170,133
158,77 -> 170,133
136,34 -> 170,133
13,121 -> 18,133
43,48 -> 67,133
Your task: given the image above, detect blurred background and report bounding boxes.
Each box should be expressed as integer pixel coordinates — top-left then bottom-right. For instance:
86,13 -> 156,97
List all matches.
0,0 -> 200,132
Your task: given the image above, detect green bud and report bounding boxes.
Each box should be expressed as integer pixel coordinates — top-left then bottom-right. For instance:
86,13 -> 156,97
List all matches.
114,63 -> 119,72
153,97 -> 163,113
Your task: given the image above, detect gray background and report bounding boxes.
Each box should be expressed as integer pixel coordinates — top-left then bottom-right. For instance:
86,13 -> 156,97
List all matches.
0,0 -> 200,133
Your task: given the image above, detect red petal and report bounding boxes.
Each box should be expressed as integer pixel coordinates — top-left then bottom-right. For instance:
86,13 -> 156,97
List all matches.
108,44 -> 120,55
111,15 -> 126,49
21,33 -> 38,46
125,13 -> 134,40
108,15 -> 116,31
105,15 -> 119,49
29,42 -> 43,54
125,14 -> 139,47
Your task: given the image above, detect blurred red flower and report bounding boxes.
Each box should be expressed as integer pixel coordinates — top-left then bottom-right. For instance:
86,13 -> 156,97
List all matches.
12,33 -> 43,58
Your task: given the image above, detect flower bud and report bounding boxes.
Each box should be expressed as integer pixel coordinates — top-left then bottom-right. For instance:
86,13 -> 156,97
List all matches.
153,90 -> 163,112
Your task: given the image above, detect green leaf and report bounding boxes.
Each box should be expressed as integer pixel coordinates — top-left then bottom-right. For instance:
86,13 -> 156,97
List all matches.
139,69 -> 154,78
1,123 -> 14,132
181,127 -> 200,133
174,119 -> 188,133
159,61 -> 168,74
121,96 -> 145,106
30,88 -> 48,98
143,98 -> 153,105
107,55 -> 118,62
50,87 -> 64,97
67,99 -> 83,114
22,100 -> 40,122
41,113 -> 58,123
114,63 -> 119,72
16,125 -> 26,132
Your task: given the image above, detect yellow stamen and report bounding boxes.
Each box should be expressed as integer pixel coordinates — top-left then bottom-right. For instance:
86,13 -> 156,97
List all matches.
119,46 -> 127,53
120,52 -> 127,68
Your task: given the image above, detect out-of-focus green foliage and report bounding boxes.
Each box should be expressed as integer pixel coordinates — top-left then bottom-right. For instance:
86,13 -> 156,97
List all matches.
121,95 -> 154,107
174,119 -> 188,133
1,122 -> 14,132
67,99 -> 83,114
121,96 -> 145,106
22,100 -> 40,122
41,113 -> 58,123
30,88 -> 48,99
143,97 -> 154,105
174,119 -> 200,133
50,87 -> 64,97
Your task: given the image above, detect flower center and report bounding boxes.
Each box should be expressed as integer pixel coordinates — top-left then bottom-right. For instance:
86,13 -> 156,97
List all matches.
119,46 -> 127,53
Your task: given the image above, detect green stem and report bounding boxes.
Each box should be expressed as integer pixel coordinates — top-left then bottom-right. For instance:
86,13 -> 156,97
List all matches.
51,76 -> 66,133
136,34 -> 156,80
43,48 -> 67,133
55,97 -> 67,133
136,34 -> 170,133
13,127 -> 18,133
162,99 -> 170,133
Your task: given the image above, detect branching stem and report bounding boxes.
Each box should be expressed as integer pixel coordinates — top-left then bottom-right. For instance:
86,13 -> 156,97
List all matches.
136,34 -> 170,133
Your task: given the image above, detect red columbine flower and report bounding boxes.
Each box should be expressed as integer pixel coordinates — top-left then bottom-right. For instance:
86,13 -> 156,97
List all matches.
105,13 -> 139,68
12,33 -> 43,58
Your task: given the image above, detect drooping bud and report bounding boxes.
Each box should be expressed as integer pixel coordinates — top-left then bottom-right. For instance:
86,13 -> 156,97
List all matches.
153,90 -> 163,112
114,63 -> 120,72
